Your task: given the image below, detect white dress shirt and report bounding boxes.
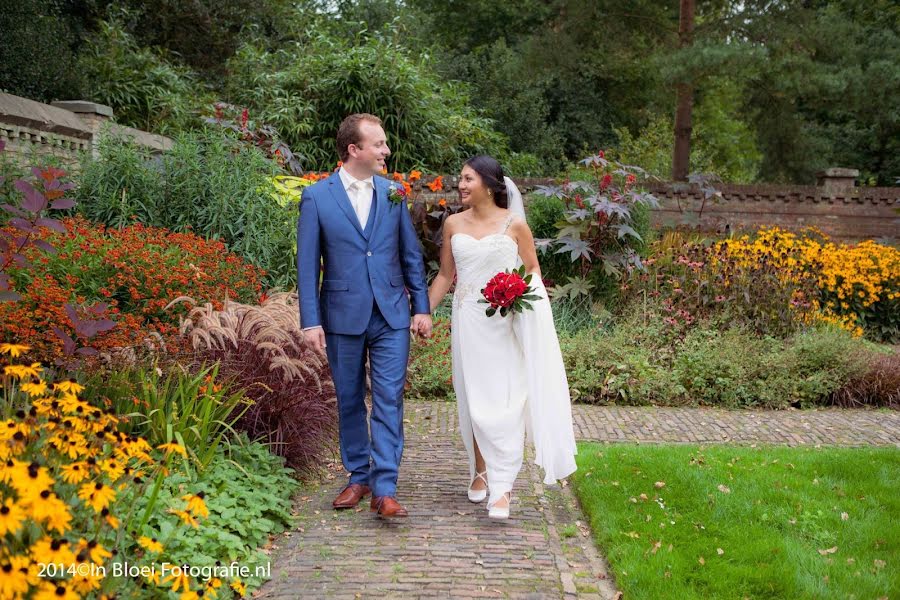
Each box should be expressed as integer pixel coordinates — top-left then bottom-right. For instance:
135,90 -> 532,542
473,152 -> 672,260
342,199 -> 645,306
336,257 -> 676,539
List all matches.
338,166 -> 374,228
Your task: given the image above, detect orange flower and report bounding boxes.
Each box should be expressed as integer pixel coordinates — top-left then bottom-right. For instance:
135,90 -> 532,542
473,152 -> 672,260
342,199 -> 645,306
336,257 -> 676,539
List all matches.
427,176 -> 443,192
409,170 -> 422,182
392,172 -> 404,182
438,198 -> 447,207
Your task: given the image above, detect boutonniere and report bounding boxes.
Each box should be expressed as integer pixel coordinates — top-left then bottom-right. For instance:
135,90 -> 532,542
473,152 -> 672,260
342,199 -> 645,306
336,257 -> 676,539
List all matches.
388,183 -> 408,205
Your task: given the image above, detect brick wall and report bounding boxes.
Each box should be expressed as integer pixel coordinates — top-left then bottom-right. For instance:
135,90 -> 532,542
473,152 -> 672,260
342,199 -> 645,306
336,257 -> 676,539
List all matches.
415,176 -> 899,243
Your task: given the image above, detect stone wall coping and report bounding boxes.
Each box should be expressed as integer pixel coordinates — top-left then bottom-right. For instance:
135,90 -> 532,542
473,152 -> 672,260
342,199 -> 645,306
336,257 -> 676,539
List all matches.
817,167 -> 859,178
105,123 -> 174,152
0,92 -> 93,140
50,100 -> 114,118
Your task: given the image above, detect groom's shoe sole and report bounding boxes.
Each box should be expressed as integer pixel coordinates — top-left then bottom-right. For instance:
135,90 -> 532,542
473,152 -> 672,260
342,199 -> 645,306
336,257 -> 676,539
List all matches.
370,496 -> 409,519
332,484 -> 371,509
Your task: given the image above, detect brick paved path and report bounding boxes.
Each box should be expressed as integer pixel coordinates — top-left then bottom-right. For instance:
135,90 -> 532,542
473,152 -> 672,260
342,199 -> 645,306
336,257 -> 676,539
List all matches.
258,401 -> 615,599
259,402 -> 899,599
574,405 -> 900,447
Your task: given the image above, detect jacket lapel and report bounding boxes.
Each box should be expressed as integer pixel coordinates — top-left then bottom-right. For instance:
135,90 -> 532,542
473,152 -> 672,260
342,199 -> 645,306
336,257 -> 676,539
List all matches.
327,172 -> 366,239
369,178 -> 387,241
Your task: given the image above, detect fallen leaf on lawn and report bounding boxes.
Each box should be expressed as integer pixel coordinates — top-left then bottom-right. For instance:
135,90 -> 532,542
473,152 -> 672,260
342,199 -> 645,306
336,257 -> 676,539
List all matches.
625,531 -> 640,539
846,558 -> 855,565
717,548 -> 725,555
646,540 -> 662,555
818,546 -> 838,556
717,484 -> 731,494
630,497 -> 638,503
655,481 -> 666,489
698,556 -> 705,565
874,559 -> 886,569
841,512 -> 849,521
639,493 -> 649,501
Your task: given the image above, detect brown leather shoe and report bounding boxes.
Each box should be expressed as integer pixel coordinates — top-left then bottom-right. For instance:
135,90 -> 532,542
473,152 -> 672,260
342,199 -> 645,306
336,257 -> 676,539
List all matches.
370,496 -> 408,518
332,483 -> 371,509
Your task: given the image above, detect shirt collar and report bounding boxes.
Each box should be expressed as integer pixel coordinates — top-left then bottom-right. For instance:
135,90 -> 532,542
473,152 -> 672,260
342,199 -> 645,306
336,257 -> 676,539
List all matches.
338,166 -> 374,192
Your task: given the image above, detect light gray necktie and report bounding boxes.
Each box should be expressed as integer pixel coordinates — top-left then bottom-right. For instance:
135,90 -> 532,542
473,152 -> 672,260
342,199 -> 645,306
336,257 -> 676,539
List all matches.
349,181 -> 370,227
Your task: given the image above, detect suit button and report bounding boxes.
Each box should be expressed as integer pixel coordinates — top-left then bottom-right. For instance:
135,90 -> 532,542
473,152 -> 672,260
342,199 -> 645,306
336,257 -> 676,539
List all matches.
366,251 -> 372,256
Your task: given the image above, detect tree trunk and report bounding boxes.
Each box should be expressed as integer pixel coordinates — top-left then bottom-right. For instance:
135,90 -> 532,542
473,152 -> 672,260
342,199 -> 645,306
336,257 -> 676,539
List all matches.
672,0 -> 695,182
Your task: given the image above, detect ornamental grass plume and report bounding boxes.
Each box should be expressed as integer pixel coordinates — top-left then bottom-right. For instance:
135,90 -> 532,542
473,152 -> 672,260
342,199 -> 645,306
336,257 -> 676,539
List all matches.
831,351 -> 900,408
171,292 -> 336,475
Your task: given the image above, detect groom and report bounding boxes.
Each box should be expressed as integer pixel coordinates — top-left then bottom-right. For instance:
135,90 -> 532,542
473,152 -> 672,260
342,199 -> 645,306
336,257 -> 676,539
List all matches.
297,113 -> 432,518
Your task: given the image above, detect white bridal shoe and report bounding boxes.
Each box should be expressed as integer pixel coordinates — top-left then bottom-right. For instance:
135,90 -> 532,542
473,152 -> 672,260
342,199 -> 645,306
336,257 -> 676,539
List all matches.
487,492 -> 511,520
467,471 -> 488,502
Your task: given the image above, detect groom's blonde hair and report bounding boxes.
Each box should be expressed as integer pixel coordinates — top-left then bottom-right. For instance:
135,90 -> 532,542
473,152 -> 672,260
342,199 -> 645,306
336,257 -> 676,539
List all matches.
336,113 -> 383,162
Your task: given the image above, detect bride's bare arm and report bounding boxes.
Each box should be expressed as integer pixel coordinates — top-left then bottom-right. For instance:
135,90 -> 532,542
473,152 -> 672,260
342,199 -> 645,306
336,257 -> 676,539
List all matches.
511,219 -> 542,278
428,215 -> 457,312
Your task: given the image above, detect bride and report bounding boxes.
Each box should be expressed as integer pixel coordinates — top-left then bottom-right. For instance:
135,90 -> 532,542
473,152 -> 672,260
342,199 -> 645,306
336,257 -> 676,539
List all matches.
427,155 -> 577,520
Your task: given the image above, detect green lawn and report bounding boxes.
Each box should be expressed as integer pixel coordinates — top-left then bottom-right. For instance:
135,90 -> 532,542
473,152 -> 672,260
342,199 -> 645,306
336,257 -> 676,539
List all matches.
571,443 -> 899,599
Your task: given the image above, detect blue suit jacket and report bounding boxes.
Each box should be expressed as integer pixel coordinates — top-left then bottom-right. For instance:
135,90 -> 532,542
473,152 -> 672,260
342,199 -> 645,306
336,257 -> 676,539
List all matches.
297,172 -> 430,335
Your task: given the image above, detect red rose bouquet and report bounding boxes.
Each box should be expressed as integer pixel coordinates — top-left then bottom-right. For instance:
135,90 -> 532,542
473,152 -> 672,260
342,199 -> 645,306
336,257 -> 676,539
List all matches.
479,265 -> 541,317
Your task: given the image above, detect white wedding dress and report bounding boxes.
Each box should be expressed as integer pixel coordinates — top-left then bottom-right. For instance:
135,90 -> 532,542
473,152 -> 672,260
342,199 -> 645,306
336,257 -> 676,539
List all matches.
451,214 -> 577,506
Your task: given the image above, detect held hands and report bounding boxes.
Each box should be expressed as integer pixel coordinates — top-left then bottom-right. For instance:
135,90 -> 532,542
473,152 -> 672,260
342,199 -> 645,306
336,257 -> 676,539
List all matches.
411,314 -> 433,339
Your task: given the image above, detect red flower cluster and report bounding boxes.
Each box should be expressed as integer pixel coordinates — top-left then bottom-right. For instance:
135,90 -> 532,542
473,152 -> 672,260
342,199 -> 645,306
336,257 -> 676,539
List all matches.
479,266 -> 540,317
1,216 -> 264,362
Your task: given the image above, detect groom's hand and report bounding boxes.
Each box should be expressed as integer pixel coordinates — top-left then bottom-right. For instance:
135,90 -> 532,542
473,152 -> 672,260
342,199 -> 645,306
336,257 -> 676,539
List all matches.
411,314 -> 433,338
303,326 -> 327,356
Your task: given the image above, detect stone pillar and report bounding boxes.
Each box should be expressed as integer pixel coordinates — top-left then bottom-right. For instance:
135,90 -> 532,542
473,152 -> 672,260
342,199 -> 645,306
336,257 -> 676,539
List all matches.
816,168 -> 858,197
50,101 -> 114,158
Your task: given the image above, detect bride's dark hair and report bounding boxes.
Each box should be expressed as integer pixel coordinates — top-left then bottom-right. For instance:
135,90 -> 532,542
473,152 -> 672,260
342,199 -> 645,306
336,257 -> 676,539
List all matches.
463,155 -> 508,208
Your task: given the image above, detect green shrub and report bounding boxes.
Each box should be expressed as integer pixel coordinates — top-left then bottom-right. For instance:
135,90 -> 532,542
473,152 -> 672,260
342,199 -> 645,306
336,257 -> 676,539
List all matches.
559,317 -> 683,405
527,193 -> 576,288
76,130 -> 296,288
558,316 -> 876,408
0,0 -> 85,103
225,33 -> 507,172
407,317 -> 454,400
78,20 -> 209,134
136,438 -> 296,593
673,327 -> 789,408
781,325 -> 873,407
